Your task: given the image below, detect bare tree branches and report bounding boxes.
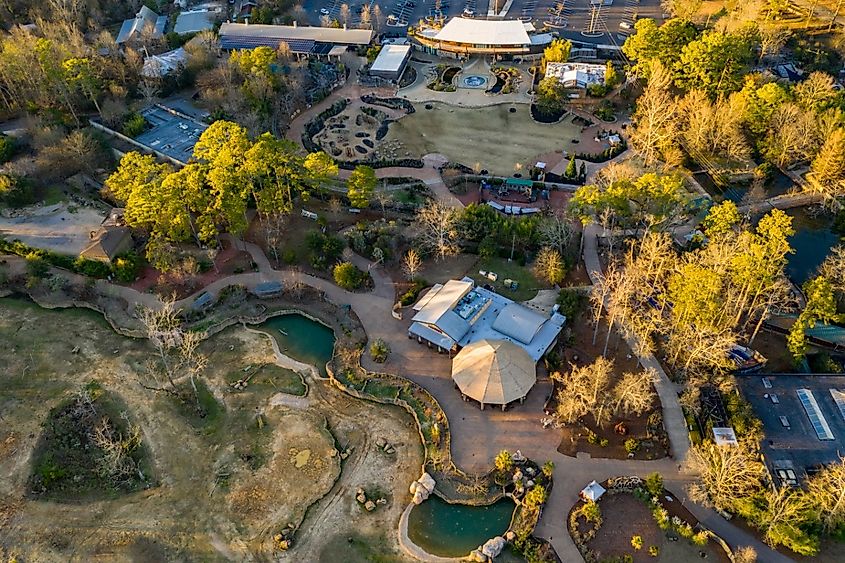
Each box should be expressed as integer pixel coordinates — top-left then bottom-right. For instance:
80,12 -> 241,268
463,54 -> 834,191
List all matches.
414,202 -> 460,260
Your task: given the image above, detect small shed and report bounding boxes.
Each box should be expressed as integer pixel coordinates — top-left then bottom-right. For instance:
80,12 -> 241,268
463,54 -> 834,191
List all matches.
79,226 -> 132,263
580,480 -> 606,502
369,44 -> 412,81
712,427 -> 739,447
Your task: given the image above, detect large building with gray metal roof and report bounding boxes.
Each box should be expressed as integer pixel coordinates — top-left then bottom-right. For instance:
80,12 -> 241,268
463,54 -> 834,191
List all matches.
219,22 -> 373,58
409,277 -> 565,360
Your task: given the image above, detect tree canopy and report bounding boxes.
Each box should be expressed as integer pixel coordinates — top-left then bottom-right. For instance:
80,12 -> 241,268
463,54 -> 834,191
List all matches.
106,122 -> 337,271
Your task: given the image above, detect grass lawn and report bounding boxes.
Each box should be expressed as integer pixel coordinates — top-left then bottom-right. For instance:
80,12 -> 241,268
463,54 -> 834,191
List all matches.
385,102 -> 582,175
466,257 -> 544,301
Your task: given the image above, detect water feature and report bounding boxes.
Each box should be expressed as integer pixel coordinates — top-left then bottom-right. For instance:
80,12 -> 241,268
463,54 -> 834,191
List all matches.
783,207 -> 840,286
406,495 -> 514,558
462,75 -> 487,89
256,314 -> 335,376
693,167 -> 793,204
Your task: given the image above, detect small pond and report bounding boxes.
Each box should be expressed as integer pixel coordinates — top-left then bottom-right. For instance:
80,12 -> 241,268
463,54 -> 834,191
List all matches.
693,167 -> 793,204
783,207 -> 841,285
407,495 -> 514,558
256,314 -> 335,376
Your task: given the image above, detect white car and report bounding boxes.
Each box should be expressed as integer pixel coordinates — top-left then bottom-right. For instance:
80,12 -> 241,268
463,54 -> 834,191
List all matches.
320,7 -> 330,15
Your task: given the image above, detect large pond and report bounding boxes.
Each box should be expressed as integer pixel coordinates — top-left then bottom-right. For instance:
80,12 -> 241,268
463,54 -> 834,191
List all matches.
256,314 -> 335,376
406,495 -> 514,558
784,207 -> 840,286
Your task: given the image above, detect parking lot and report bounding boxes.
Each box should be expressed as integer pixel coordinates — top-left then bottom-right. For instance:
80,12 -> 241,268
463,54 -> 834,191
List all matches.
301,0 -> 662,43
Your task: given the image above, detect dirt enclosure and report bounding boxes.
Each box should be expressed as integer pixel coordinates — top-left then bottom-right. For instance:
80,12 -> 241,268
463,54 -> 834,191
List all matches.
0,297 -> 422,561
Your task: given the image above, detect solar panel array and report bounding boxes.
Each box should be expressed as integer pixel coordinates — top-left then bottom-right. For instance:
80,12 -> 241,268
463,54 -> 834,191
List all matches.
797,389 -> 835,441
220,35 -> 317,54
830,389 -> 845,422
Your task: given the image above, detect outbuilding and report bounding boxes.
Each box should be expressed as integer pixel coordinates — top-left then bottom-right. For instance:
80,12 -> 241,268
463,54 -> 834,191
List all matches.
369,44 -> 412,81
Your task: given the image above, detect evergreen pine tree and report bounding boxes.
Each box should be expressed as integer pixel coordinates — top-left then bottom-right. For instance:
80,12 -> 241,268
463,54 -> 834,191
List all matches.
565,155 -> 577,178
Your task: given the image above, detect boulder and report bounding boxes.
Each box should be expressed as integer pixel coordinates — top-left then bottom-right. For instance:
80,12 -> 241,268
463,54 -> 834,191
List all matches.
356,493 -> 366,504
512,450 -> 526,462
376,498 -> 387,505
365,500 -> 376,511
418,472 -> 436,493
469,548 -> 487,562
481,537 -> 506,559
376,437 -> 386,448
412,489 -> 428,504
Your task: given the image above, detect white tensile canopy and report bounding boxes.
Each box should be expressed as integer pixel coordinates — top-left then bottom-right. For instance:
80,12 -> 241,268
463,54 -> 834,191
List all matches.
451,339 -> 536,408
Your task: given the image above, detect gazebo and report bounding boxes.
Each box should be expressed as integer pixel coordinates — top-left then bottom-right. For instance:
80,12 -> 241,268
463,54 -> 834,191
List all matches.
451,339 -> 536,410
580,480 -> 606,502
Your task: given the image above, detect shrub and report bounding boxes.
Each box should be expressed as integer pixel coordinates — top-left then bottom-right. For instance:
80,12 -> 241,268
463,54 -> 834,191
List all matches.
599,438 -> 609,447
648,545 -> 659,557
121,112 -> 146,137
523,484 -> 547,510
556,288 -> 587,319
541,460 -> 554,478
369,338 -> 390,363
495,450 -> 513,472
645,472 -> 663,497
25,252 -> 49,279
0,135 -> 16,163
691,531 -> 710,546
631,535 -> 643,550
281,249 -> 296,264
333,261 -> 365,290
624,438 -> 640,454
582,500 -> 601,523
112,252 -> 142,282
73,257 -> 111,278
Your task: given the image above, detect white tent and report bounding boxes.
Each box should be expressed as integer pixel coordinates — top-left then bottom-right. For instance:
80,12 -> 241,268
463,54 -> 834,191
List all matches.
580,480 -> 606,502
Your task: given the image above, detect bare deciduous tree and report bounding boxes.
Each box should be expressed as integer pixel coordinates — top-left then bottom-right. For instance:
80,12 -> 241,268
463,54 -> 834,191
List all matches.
551,357 -> 614,427
733,546 -> 757,563
539,212 -> 574,255
339,3 -> 351,27
415,201 -> 459,260
612,369 -> 656,416
360,3 -> 372,28
685,440 -> 766,513
629,61 -> 681,166
137,299 -> 208,406
91,413 -> 142,481
403,248 -> 423,280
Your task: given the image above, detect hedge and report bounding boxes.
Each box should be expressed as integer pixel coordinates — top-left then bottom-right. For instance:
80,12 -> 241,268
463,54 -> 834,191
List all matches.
338,158 -> 424,170
576,140 -> 627,163
360,95 -> 415,114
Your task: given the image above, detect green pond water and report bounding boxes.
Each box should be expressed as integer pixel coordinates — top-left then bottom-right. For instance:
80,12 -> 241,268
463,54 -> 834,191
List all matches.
407,495 -> 514,558
256,314 -> 335,376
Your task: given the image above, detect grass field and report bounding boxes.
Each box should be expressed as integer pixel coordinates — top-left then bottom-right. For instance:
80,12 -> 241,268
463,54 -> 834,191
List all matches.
384,103 -> 581,175
466,256 -> 544,301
